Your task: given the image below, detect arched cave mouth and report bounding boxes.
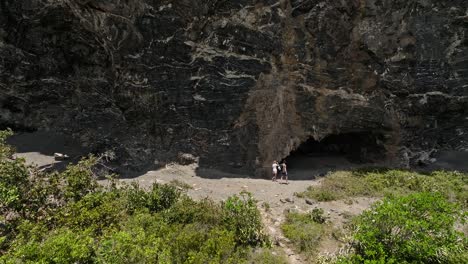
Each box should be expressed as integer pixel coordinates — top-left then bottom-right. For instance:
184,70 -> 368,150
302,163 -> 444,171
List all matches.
284,132 -> 385,178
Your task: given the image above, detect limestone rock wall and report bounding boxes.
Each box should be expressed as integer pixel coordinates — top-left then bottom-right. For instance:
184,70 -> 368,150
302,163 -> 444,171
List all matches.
0,0 -> 467,174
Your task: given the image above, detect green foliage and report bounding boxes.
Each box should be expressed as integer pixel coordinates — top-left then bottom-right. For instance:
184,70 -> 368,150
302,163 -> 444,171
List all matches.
146,182 -> 181,212
223,192 -> 267,245
0,163 -> 24,211
62,156 -> 99,202
281,211 -> 324,256
341,192 -> 467,264
57,191 -> 126,233
0,154 -> 31,213
96,229 -> 153,264
5,228 -> 94,264
0,130 -> 274,263
163,196 -> 222,225
299,169 -> 468,205
0,129 -> 14,159
122,182 -> 181,214
122,182 -> 150,213
310,208 -> 328,224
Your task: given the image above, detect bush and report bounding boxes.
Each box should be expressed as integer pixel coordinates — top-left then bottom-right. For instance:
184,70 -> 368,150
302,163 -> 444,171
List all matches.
342,192 -> 467,263
96,227 -> 162,264
122,182 -> 150,214
310,208 -> 328,224
62,156 -> 100,202
57,191 -> 126,234
0,129 -> 14,159
185,228 -> 239,263
5,228 -> 94,264
163,197 -> 222,225
0,158 -> 29,213
121,181 -> 181,214
223,192 -> 267,245
146,183 -> 180,212
281,212 -> 324,256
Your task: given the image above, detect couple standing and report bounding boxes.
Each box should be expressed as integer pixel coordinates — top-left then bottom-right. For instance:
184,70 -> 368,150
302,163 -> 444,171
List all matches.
272,160 -> 288,184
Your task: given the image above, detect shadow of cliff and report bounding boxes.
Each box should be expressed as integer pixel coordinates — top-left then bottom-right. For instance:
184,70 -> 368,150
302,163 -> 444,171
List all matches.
424,151 -> 468,172
8,131 -> 466,180
6,131 -> 91,172
192,154 -> 375,181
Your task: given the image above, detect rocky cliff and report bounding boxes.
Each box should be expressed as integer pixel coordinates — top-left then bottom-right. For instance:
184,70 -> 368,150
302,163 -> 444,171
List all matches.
1,0 -> 467,175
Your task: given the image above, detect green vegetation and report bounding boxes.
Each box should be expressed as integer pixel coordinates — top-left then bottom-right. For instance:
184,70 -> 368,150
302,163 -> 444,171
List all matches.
298,169 -> 467,205
338,193 -> 467,263
0,130 -> 286,263
281,209 -> 327,258
294,168 -> 467,263
223,192 -> 267,245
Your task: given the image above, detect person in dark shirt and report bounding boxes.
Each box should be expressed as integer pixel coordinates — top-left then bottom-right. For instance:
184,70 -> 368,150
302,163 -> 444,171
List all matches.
280,161 -> 288,184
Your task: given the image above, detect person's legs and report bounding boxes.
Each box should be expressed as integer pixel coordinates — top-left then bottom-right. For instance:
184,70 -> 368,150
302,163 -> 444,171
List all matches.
272,171 -> 277,181
282,172 -> 287,183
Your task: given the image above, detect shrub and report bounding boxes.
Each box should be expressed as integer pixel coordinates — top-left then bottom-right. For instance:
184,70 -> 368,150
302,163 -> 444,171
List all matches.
281,212 -> 324,256
122,182 -> 149,214
62,156 -> 100,202
4,228 -> 94,264
96,228 -> 162,264
0,129 -> 14,159
310,208 -> 328,224
57,191 -> 126,234
343,192 -> 467,263
122,182 -> 181,214
0,158 -> 28,212
223,192 -> 266,245
146,183 -> 180,212
185,228 -> 238,263
163,196 -> 222,225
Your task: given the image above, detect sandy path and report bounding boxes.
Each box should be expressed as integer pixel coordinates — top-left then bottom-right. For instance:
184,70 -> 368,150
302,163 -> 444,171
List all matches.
120,163 -> 319,201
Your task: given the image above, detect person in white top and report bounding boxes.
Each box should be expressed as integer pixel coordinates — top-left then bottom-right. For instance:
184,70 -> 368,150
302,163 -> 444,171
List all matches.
272,160 -> 278,182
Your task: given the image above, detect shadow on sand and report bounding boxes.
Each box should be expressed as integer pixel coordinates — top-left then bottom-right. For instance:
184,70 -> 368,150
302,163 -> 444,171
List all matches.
7,131 -> 468,180
6,131 -> 91,172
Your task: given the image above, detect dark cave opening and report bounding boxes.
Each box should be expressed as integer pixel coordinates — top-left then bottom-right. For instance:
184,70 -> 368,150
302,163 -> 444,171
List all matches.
284,132 -> 385,178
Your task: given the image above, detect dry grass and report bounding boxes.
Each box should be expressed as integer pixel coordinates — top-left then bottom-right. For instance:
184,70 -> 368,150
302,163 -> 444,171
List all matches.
297,169 -> 467,207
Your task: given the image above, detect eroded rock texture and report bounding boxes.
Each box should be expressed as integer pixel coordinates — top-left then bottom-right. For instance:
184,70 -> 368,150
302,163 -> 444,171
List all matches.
0,0 -> 467,175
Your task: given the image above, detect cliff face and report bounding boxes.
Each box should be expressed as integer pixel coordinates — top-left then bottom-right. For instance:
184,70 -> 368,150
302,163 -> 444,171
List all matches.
1,0 -> 467,175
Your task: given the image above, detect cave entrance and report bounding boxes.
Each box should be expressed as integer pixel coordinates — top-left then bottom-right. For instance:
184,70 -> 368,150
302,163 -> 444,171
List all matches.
284,132 -> 385,179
